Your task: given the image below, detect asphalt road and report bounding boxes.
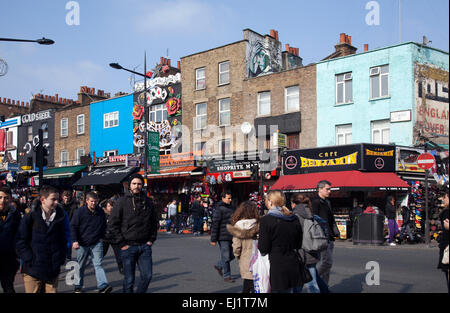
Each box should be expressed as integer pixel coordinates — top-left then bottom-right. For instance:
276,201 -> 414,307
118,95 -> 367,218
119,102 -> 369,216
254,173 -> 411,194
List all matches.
13,232 -> 448,293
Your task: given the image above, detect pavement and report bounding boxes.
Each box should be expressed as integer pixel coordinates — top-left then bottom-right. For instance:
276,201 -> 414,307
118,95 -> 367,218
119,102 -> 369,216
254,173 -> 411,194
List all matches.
12,232 -> 448,293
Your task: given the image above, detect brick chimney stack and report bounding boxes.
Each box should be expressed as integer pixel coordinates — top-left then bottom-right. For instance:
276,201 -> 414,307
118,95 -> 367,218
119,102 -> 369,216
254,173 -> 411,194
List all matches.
334,33 -> 357,57
364,44 -> 369,52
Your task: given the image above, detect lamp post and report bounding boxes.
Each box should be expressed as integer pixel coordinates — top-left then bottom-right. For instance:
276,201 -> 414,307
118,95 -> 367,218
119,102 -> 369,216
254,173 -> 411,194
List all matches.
109,56 -> 152,193
0,37 -> 55,45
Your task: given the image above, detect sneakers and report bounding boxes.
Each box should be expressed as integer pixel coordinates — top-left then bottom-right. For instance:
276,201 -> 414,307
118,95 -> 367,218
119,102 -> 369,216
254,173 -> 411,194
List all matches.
99,285 -> 113,293
74,288 -> 82,293
213,265 -> 223,277
223,277 -> 235,283
389,242 -> 396,246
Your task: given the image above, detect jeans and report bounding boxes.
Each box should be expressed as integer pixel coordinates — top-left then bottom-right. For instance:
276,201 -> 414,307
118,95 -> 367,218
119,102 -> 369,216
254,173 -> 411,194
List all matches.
388,219 -> 399,243
121,244 -> 153,293
294,264 -> 329,293
216,241 -> 234,279
166,218 -> 172,231
75,241 -> 109,290
193,217 -> 202,233
103,241 -> 123,272
318,241 -> 334,285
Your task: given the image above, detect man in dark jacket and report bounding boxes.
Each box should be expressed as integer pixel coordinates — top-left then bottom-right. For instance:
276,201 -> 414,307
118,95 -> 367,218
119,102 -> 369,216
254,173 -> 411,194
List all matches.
190,195 -> 203,236
0,187 -> 21,293
61,190 -> 78,260
312,180 -> 338,286
385,195 -> 399,246
108,173 -> 159,293
16,185 -> 67,293
71,192 -> 111,293
210,191 -> 236,283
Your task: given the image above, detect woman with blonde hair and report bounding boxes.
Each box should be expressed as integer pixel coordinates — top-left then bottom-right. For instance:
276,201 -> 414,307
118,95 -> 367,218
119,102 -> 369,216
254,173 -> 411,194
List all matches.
258,190 -> 303,293
226,201 -> 260,293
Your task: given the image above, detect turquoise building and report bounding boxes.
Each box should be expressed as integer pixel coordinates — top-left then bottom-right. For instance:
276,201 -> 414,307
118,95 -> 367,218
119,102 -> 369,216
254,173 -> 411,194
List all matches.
316,42 -> 449,148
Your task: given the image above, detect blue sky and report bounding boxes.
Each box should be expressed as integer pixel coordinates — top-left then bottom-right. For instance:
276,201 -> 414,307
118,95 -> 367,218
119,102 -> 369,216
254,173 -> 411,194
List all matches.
0,0 -> 448,102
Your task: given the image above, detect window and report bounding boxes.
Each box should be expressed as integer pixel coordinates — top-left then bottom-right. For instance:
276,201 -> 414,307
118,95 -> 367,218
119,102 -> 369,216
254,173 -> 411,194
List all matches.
194,142 -> 206,154
336,72 -> 353,104
104,111 -> 119,129
77,114 -> 85,134
196,67 -> 206,90
103,150 -> 118,157
27,126 -> 33,141
258,91 -> 271,116
336,124 -> 352,145
287,133 -> 299,149
370,65 -> 389,99
285,86 -> 299,112
149,104 -> 168,123
41,123 -> 48,139
75,147 -> 85,165
371,119 -> 390,144
60,150 -> 68,167
195,102 -> 207,130
219,139 -> 231,155
218,61 -> 230,85
219,98 -> 230,126
61,118 -> 68,137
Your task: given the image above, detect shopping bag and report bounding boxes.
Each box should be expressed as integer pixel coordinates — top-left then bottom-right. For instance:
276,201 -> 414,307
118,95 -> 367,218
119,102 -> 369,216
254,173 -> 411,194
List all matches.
250,240 -> 271,293
443,245 -> 449,265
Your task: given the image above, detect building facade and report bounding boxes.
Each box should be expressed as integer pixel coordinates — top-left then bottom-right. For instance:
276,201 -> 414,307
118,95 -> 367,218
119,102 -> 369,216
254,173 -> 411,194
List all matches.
316,39 -> 449,148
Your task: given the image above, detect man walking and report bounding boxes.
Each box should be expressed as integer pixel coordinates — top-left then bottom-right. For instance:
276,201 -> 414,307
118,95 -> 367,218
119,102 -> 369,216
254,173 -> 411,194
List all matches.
0,187 -> 21,293
312,180 -> 339,286
190,195 -> 203,236
386,195 -> 399,246
70,192 -> 112,293
109,173 -> 159,293
210,191 -> 236,283
16,185 -> 67,293
167,199 -> 177,233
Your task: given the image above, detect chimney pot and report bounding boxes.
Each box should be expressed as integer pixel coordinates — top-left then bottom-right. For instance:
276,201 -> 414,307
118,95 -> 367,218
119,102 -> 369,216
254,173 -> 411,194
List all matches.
91,88 -> 95,94
167,59 -> 171,67
285,43 -> 290,51
364,44 -> 369,52
7,99 -> 11,104
160,57 -> 164,64
177,60 -> 181,69
270,29 -> 275,38
275,30 -> 279,41
340,33 -> 346,43
347,35 -> 351,45
12,100 -> 15,105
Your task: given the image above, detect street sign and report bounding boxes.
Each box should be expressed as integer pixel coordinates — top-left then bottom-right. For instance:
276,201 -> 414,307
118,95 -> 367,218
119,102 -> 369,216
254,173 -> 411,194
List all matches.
125,155 -> 141,167
147,131 -> 160,174
417,153 -> 436,170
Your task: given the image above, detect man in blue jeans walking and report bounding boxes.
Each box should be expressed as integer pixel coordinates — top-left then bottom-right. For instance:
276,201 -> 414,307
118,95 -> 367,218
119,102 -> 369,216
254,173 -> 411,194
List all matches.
109,173 -> 158,293
70,192 -> 112,293
210,192 -> 236,283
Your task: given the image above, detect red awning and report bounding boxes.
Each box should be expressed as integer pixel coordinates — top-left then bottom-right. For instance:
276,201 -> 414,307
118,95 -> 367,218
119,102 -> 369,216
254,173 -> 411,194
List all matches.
270,170 -> 410,193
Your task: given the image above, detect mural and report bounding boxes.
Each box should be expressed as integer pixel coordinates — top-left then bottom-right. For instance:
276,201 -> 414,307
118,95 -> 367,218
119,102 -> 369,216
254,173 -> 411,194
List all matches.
245,30 -> 282,78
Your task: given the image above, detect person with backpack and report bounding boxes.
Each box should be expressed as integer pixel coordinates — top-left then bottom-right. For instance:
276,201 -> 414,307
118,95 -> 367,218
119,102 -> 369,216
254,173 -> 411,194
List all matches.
291,193 -> 329,293
226,201 -> 260,293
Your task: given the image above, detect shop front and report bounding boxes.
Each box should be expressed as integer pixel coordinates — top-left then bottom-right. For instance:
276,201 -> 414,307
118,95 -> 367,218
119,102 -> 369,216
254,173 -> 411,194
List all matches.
272,143 -> 410,239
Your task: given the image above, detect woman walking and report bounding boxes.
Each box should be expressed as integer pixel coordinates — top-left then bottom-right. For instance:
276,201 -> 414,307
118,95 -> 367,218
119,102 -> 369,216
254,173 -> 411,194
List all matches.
226,201 -> 260,293
437,189 -> 449,293
258,191 -> 303,293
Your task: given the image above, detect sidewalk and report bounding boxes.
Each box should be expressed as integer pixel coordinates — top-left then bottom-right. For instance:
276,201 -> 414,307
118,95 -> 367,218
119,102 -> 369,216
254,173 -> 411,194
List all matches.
334,239 -> 440,250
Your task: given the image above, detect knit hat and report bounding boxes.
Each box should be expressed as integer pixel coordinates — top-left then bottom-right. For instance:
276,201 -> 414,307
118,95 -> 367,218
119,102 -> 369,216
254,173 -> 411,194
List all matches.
128,173 -> 145,185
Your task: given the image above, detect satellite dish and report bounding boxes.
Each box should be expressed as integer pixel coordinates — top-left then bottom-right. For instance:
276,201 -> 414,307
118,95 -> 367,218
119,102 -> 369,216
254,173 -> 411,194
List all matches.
241,122 -> 252,135
0,58 -> 8,77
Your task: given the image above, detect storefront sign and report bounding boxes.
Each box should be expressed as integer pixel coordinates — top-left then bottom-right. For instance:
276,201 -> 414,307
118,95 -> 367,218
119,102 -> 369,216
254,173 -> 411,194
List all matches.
362,144 -> 396,172
396,146 -> 425,173
207,159 -> 259,173
147,131 -> 160,174
160,151 -> 200,168
21,110 -> 52,124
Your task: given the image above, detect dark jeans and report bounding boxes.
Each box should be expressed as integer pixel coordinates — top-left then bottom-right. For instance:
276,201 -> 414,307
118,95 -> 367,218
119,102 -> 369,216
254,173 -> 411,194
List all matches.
193,217 -> 202,233
103,241 -> 123,272
242,279 -> 254,293
216,241 -> 234,279
0,255 -> 19,293
121,244 -> 153,293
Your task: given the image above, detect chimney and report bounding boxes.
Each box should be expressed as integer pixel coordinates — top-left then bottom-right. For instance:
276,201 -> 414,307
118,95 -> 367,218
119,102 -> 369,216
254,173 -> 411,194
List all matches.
177,60 -> 181,69
340,33 -> 346,43
160,57 -> 164,65
333,33 -> 357,57
364,44 -> 369,52
55,94 -> 58,102
285,43 -> 290,52
167,59 -> 171,67
7,99 -> 11,104
12,100 -> 15,105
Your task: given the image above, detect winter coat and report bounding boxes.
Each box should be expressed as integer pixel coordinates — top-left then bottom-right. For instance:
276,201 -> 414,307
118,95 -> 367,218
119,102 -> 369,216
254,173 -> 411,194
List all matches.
385,202 -> 397,220
210,201 -> 235,242
258,210 -> 303,291
16,204 -> 67,282
437,208 -> 449,272
190,200 -> 203,218
0,206 -> 21,256
226,219 -> 259,280
292,204 -> 320,265
108,191 -> 158,248
312,197 -> 338,241
70,205 -> 107,247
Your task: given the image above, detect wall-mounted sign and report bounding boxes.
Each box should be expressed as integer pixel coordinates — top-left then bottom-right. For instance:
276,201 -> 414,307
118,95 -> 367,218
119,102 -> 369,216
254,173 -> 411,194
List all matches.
21,110 -> 52,124
272,132 -> 287,148
207,159 -> 259,173
390,110 -> 411,123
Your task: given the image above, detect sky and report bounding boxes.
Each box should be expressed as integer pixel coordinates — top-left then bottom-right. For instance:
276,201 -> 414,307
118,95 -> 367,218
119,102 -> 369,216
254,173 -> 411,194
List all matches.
0,0 -> 448,103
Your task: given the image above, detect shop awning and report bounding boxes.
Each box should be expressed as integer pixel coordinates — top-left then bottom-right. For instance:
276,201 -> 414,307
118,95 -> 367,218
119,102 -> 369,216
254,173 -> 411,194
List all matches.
270,170 -> 410,193
147,166 -> 203,179
42,165 -> 87,179
73,166 -> 139,186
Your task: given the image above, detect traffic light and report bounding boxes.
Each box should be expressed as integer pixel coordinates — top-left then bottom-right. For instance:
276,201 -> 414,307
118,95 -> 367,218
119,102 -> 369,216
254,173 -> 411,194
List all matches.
250,164 -> 259,181
35,129 -> 48,169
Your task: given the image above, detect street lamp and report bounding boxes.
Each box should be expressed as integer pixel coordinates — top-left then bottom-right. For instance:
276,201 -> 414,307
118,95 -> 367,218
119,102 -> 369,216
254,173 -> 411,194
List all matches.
109,56 -> 152,194
0,37 -> 55,45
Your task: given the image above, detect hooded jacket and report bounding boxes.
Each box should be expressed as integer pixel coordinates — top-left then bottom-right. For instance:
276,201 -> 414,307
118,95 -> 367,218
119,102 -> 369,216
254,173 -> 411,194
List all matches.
292,204 -> 320,265
16,204 -> 67,282
0,206 -> 21,256
226,219 -> 259,280
258,208 -> 303,291
385,197 -> 397,220
210,201 -> 235,242
108,190 -> 158,248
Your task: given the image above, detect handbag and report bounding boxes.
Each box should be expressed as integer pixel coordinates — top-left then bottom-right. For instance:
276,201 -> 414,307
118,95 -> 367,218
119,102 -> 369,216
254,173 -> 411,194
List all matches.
443,245 -> 449,265
294,249 -> 313,284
